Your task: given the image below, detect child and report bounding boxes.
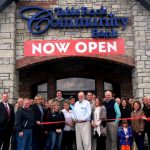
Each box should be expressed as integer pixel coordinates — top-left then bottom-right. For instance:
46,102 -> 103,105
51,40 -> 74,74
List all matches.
118,120 -> 133,150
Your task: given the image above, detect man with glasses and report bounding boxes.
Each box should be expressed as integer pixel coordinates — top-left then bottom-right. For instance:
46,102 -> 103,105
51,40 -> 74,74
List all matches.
74,91 -> 91,150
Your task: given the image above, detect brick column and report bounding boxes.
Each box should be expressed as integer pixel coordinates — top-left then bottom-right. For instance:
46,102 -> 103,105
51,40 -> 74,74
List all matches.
48,77 -> 56,99
96,76 -> 104,98
131,0 -> 150,99
0,2 -> 18,104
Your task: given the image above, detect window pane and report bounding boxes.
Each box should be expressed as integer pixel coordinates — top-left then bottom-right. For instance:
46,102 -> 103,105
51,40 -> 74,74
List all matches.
56,78 -> 95,91
104,82 -> 113,91
85,82 -> 95,90
38,83 -> 47,92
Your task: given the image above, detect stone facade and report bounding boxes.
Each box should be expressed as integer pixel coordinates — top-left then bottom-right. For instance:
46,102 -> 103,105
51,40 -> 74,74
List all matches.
15,0 -> 134,60
131,0 -> 150,99
0,2 -> 19,104
0,0 -> 150,102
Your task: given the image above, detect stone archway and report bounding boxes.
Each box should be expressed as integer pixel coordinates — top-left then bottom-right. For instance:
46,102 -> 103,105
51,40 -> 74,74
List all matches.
16,55 -> 135,69
17,56 -> 134,99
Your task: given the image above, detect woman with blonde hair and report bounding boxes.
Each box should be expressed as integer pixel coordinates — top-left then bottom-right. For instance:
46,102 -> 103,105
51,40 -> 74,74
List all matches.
45,101 -> 65,150
32,95 -> 45,150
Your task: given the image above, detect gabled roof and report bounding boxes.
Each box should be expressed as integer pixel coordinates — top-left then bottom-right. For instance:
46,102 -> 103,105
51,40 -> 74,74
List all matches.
0,0 -> 19,12
137,0 -> 150,11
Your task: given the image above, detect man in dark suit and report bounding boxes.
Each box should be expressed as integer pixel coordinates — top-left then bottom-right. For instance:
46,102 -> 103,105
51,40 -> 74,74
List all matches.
0,92 -> 15,150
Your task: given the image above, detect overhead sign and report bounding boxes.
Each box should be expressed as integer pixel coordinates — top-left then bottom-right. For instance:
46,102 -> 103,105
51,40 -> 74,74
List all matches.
24,38 -> 125,56
19,6 -> 128,38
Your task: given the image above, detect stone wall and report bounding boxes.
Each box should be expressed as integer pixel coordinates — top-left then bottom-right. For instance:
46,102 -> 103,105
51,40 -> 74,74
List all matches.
131,0 -> 150,99
0,2 -> 19,103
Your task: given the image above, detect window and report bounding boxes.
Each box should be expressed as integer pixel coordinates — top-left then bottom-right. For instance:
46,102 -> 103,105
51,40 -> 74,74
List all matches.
104,82 -> 113,91
103,81 -> 121,98
37,83 -> 48,99
56,78 -> 95,91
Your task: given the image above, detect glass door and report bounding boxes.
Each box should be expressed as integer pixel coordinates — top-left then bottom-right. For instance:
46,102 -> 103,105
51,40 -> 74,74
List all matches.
56,77 -> 96,100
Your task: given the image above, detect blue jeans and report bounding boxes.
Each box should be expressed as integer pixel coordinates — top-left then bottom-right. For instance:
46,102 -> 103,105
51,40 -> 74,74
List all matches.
49,131 -> 63,150
17,129 -> 32,150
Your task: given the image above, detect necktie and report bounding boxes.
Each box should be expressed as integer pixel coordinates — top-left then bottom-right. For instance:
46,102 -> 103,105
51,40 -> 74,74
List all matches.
38,105 -> 44,121
5,103 -> 10,118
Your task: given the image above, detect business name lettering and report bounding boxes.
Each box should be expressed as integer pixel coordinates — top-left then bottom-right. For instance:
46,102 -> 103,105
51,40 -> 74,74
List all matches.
19,6 -> 128,38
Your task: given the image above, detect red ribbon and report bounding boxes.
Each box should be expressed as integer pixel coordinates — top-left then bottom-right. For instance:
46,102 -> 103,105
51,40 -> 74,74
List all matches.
147,118 -> 150,121
40,116 -> 150,125
106,116 -> 146,121
40,121 -> 65,125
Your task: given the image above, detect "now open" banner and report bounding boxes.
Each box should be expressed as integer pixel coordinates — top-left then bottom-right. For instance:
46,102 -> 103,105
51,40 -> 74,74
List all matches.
24,38 -> 125,56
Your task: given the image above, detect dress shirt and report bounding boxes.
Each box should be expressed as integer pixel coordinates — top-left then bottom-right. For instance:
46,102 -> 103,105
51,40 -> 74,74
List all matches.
37,104 -> 44,121
90,100 -> 95,111
62,109 -> 75,131
2,102 -> 10,113
70,104 -> 74,110
2,102 -> 9,108
73,100 -> 91,121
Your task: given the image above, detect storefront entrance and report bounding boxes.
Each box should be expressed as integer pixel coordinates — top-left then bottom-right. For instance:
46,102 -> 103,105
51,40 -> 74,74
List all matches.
18,57 -> 133,100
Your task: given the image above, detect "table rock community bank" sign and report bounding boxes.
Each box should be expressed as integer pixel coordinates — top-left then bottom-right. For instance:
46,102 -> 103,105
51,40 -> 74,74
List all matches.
19,6 -> 128,38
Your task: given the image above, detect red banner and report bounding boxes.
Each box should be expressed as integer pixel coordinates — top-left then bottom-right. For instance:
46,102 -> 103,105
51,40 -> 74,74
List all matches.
24,38 -> 125,56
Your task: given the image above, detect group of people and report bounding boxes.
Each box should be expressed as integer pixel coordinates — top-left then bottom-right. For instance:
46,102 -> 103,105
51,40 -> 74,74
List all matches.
0,91 -> 150,150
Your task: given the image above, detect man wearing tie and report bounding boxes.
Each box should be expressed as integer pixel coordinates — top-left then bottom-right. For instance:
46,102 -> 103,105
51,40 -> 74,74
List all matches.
0,92 -> 14,150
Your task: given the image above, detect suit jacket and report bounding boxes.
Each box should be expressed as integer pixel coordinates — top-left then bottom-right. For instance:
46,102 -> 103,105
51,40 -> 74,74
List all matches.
32,104 -> 45,122
32,104 -> 45,136
0,102 -> 14,131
